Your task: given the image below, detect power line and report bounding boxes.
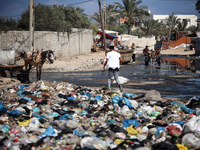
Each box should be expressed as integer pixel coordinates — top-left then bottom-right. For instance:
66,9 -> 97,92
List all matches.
0,6 -> 27,11
0,14 -> 22,18
69,0 -> 93,6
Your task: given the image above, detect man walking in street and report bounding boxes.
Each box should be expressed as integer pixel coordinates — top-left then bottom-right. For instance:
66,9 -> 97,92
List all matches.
102,45 -> 123,92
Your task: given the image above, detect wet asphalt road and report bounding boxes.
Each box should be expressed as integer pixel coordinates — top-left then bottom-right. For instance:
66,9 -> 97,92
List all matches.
29,54 -> 200,99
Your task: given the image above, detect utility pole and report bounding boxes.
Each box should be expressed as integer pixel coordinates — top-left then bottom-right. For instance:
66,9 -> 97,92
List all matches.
103,0 -> 106,30
168,11 -> 174,42
30,0 -> 35,52
98,0 -> 107,52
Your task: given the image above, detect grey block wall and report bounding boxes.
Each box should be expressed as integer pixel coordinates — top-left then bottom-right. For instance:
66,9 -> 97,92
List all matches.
0,28 -> 93,58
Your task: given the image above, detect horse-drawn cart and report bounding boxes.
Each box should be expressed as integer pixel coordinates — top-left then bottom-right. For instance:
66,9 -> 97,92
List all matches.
0,64 -> 26,83
0,49 -> 26,83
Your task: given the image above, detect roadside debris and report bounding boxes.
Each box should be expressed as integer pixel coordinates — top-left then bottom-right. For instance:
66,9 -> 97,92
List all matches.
0,80 -> 199,150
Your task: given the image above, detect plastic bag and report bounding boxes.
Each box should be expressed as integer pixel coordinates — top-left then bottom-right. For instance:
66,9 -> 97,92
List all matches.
182,133 -> 200,149
8,110 -> 22,117
40,126 -> 57,138
123,93 -> 135,99
165,125 -> 182,137
126,125 -> 139,135
171,101 -> 193,114
182,116 -> 200,138
123,119 -> 140,128
59,114 -> 73,120
123,97 -> 133,108
17,118 -> 32,126
95,95 -> 102,101
0,101 -> 7,112
81,137 -> 108,149
27,117 -> 40,131
112,95 -> 122,104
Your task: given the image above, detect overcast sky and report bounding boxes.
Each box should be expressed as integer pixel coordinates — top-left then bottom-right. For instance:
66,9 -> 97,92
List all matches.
0,0 -> 198,19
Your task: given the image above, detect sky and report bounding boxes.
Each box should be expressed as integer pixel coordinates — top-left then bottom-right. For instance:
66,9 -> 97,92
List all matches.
0,0 -> 199,19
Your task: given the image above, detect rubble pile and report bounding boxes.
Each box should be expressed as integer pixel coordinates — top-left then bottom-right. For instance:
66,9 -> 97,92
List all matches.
0,80 -> 200,150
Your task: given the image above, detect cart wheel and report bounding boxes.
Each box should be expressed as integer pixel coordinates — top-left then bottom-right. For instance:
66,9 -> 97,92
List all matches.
1,70 -> 11,78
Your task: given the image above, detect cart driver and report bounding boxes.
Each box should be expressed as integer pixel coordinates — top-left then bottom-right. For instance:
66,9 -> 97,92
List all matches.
143,45 -> 149,56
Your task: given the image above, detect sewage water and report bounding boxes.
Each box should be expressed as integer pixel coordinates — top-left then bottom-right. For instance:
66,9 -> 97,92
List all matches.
161,56 -> 198,73
29,54 -> 200,99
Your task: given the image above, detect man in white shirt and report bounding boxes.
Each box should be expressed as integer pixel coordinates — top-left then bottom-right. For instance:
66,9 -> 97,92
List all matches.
102,45 -> 123,92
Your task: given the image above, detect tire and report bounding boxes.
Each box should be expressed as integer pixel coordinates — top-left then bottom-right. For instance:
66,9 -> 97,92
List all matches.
1,70 -> 11,78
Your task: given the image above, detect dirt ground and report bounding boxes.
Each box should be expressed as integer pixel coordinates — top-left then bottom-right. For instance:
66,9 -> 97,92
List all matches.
41,47 -> 195,72
42,51 -> 105,72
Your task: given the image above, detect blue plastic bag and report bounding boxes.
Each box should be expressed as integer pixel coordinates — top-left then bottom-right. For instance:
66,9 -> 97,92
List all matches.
48,112 -> 59,117
123,119 -> 140,128
59,114 -> 73,120
0,125 -> 10,133
123,93 -> 135,98
8,110 -> 22,117
80,110 -> 88,116
156,127 -> 165,136
67,96 -> 77,100
112,95 -> 122,104
81,92 -> 92,98
32,113 -> 45,119
123,97 -> 133,108
95,95 -> 102,101
40,126 -> 56,138
22,97 -> 32,101
33,107 -> 40,113
171,101 -> 193,114
0,101 -> 7,112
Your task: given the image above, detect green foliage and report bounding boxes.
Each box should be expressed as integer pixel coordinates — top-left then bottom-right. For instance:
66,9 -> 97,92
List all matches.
186,25 -> 200,32
140,20 -> 168,36
132,28 -> 145,38
109,24 -> 128,34
114,0 -> 149,34
1,4 -> 92,32
89,23 -> 98,35
164,14 -> 181,34
0,17 -> 18,31
196,0 -> 200,13
177,20 -> 188,31
91,4 -> 119,29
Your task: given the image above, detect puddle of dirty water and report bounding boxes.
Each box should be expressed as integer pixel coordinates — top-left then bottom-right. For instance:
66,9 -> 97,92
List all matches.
161,56 -> 198,73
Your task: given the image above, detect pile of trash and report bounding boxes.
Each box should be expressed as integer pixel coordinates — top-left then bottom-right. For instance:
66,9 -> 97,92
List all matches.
0,80 -> 200,150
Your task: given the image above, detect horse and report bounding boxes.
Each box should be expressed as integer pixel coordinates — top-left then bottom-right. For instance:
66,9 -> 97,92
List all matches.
17,49 -> 54,83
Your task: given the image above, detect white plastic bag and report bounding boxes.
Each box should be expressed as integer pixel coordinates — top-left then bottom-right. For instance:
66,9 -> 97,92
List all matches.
182,133 -> 200,149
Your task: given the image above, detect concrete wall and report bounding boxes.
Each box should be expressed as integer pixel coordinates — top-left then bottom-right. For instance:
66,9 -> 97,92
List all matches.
0,28 -> 93,58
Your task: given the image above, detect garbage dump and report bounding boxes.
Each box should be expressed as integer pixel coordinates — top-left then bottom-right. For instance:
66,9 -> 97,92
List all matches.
0,80 -> 200,150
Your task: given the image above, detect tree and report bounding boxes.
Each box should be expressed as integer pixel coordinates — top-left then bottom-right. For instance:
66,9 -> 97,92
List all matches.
114,0 -> 149,34
164,14 -> 181,34
186,25 -> 200,32
196,0 -> 200,13
0,17 -> 18,31
18,4 -> 91,32
91,4 -> 119,29
109,24 -> 128,34
177,20 -> 188,31
140,20 -> 161,36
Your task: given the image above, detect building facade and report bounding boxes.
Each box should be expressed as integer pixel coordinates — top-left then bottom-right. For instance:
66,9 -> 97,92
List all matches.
153,15 -> 197,27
